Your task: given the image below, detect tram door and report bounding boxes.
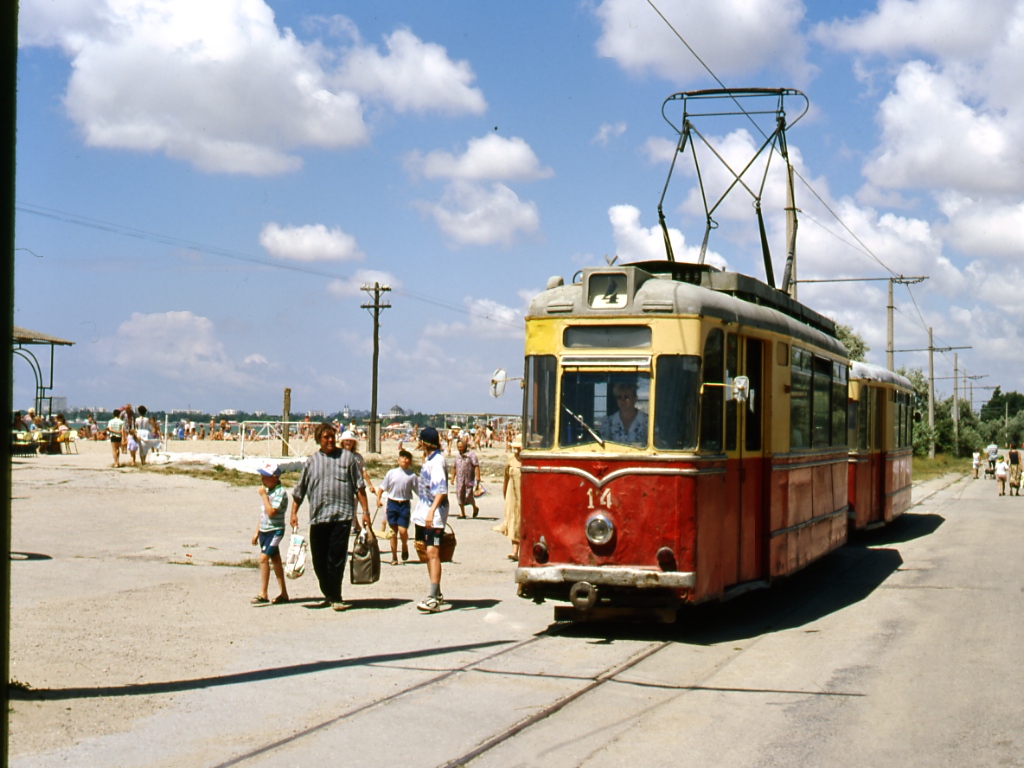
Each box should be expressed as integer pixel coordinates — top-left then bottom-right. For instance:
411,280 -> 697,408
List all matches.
724,335 -> 766,586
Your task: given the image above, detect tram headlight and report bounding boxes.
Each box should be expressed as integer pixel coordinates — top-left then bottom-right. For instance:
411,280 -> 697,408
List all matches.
585,512 -> 615,546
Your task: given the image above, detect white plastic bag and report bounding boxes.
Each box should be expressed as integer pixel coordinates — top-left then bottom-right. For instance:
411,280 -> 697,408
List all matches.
284,527 -> 307,579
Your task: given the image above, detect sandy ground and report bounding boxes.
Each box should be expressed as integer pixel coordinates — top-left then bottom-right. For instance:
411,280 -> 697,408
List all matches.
7,435 -> 519,760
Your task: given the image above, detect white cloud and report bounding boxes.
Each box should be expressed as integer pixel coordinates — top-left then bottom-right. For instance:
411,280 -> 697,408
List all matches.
326,269 -> 400,298
23,2 -> 487,175
423,296 -> 524,340
594,0 -> 813,85
93,311 -> 260,390
415,181 -> 540,247
337,27 -> 486,115
814,0 -> 1018,59
864,61 -> 1024,195
593,122 -> 627,146
937,196 -> 1024,259
643,136 -> 677,164
608,204 -> 727,269
259,222 -> 364,262
405,135 -> 552,181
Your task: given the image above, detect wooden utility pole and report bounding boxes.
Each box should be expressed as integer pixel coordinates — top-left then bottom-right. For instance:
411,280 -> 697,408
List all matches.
361,283 -> 391,454
282,388 -> 291,457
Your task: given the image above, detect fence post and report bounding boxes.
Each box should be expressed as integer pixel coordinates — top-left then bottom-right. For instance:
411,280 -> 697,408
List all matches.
282,388 -> 290,457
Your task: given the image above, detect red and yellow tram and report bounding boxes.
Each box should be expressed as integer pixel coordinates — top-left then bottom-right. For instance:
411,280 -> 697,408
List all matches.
847,362 -> 914,531
515,261 -> 858,622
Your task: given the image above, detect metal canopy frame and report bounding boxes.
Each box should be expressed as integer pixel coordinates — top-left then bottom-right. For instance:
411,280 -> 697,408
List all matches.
12,325 -> 73,417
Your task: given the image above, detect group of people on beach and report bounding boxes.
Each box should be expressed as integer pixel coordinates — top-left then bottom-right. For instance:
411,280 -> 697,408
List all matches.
105,404 -> 162,468
252,422 -> 522,615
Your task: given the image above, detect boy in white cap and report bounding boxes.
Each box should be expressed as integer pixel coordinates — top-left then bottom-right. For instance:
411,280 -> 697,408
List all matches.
251,461 -> 289,605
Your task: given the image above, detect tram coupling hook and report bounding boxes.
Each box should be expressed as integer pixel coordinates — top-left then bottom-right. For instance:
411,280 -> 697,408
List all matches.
569,581 -> 599,611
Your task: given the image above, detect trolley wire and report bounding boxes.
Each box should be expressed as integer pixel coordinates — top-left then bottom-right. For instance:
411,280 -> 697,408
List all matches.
15,201 -> 523,331
645,0 -> 951,365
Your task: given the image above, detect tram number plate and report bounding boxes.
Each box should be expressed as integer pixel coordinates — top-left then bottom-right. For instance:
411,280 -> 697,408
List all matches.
586,488 -> 613,509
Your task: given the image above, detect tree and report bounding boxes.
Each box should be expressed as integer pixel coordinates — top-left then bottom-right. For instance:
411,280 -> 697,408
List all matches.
835,323 -> 869,362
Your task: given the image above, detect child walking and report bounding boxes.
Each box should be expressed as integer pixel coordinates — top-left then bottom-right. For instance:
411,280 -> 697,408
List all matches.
251,461 -> 290,605
376,449 -> 417,565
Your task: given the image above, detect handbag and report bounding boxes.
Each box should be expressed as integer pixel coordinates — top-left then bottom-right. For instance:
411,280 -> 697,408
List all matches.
350,524 -> 381,585
284,527 -> 307,579
414,523 -> 457,563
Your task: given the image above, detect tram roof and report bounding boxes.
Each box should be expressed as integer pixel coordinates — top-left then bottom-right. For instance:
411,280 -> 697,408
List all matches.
529,263 -> 848,358
851,361 -> 913,390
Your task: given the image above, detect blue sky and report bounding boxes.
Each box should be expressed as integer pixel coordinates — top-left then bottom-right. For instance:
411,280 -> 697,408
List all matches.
14,1 -> 1024,417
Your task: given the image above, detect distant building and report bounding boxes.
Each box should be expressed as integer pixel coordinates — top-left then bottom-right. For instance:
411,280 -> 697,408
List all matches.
50,396 -> 68,412
220,408 -> 239,416
388,404 -> 406,418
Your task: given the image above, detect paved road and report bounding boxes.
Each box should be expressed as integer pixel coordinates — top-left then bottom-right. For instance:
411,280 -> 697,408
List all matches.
9,457 -> 1023,767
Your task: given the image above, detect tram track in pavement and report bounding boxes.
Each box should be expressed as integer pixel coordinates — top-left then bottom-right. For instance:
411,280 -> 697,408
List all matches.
212,514 -> 928,768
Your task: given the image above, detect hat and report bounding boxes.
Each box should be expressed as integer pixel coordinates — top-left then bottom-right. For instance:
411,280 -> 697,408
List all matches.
257,461 -> 281,477
340,430 -> 356,441
419,426 -> 440,446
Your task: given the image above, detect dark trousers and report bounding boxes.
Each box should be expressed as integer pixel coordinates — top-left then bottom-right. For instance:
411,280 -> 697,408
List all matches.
309,520 -> 353,603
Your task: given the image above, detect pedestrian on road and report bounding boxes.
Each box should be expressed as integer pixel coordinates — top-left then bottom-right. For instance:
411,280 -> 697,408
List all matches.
413,427 -> 449,613
290,422 -> 370,611
453,438 -> 481,518
972,450 -> 980,479
376,449 -> 416,565
995,454 -> 1008,495
251,461 -> 289,605
495,438 -> 522,561
1008,445 -> 1021,496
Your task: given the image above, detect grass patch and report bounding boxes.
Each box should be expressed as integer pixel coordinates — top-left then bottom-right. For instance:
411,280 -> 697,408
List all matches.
154,464 -> 298,488
912,454 -> 971,482
212,558 -> 260,569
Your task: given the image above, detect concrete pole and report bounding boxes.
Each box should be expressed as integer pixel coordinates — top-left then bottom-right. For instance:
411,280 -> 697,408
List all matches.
886,278 -> 894,371
928,327 -> 935,459
953,354 -> 959,457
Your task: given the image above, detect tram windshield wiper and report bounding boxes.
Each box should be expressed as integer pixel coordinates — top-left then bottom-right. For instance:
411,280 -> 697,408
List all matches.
561,404 -> 605,447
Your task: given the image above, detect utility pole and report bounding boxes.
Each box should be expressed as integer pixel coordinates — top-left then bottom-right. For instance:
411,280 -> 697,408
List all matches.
928,328 -> 935,458
953,354 -> 959,457
794,275 -> 926,370
361,282 -> 391,454
887,276 -> 927,371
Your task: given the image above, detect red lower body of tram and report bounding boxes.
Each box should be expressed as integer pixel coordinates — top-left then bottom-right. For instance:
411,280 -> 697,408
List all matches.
516,450 -> 849,622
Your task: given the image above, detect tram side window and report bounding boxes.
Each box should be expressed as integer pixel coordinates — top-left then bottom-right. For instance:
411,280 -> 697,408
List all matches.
725,333 -> 739,452
856,387 -> 870,451
654,355 -> 701,450
790,347 -> 812,449
523,355 -> 556,449
700,329 -> 724,452
812,356 -> 832,448
832,362 -> 848,448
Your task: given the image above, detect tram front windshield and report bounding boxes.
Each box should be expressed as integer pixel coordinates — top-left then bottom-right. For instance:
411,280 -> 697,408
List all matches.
559,372 -> 651,448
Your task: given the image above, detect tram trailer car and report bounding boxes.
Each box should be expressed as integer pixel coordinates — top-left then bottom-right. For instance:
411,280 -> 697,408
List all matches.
847,362 -> 914,532
515,261 -> 858,623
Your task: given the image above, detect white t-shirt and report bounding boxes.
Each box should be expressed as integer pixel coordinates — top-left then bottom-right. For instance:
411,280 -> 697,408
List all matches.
412,450 -> 449,528
380,467 -> 416,502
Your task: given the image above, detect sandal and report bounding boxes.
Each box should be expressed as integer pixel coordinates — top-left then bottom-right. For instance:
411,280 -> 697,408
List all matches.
250,596 -> 269,605
390,559 -> 399,566
271,595 -> 289,604
401,550 -> 409,562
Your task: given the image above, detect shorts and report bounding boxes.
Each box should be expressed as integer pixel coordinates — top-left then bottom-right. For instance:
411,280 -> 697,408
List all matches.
414,524 -> 444,548
258,529 -> 284,557
386,499 -> 411,529
110,435 -> 122,443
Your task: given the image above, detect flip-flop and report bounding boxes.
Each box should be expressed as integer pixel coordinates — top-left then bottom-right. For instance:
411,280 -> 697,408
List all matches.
401,550 -> 409,561
250,596 -> 270,605
271,595 -> 289,604
389,559 -> 399,566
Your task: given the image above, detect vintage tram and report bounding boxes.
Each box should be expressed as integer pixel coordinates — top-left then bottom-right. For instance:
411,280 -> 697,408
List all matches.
514,261 -> 853,621
847,362 -> 914,531
509,88 -> 912,621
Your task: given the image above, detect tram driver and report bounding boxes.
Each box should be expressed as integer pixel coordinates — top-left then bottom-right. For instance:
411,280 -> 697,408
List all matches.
604,381 -> 649,446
